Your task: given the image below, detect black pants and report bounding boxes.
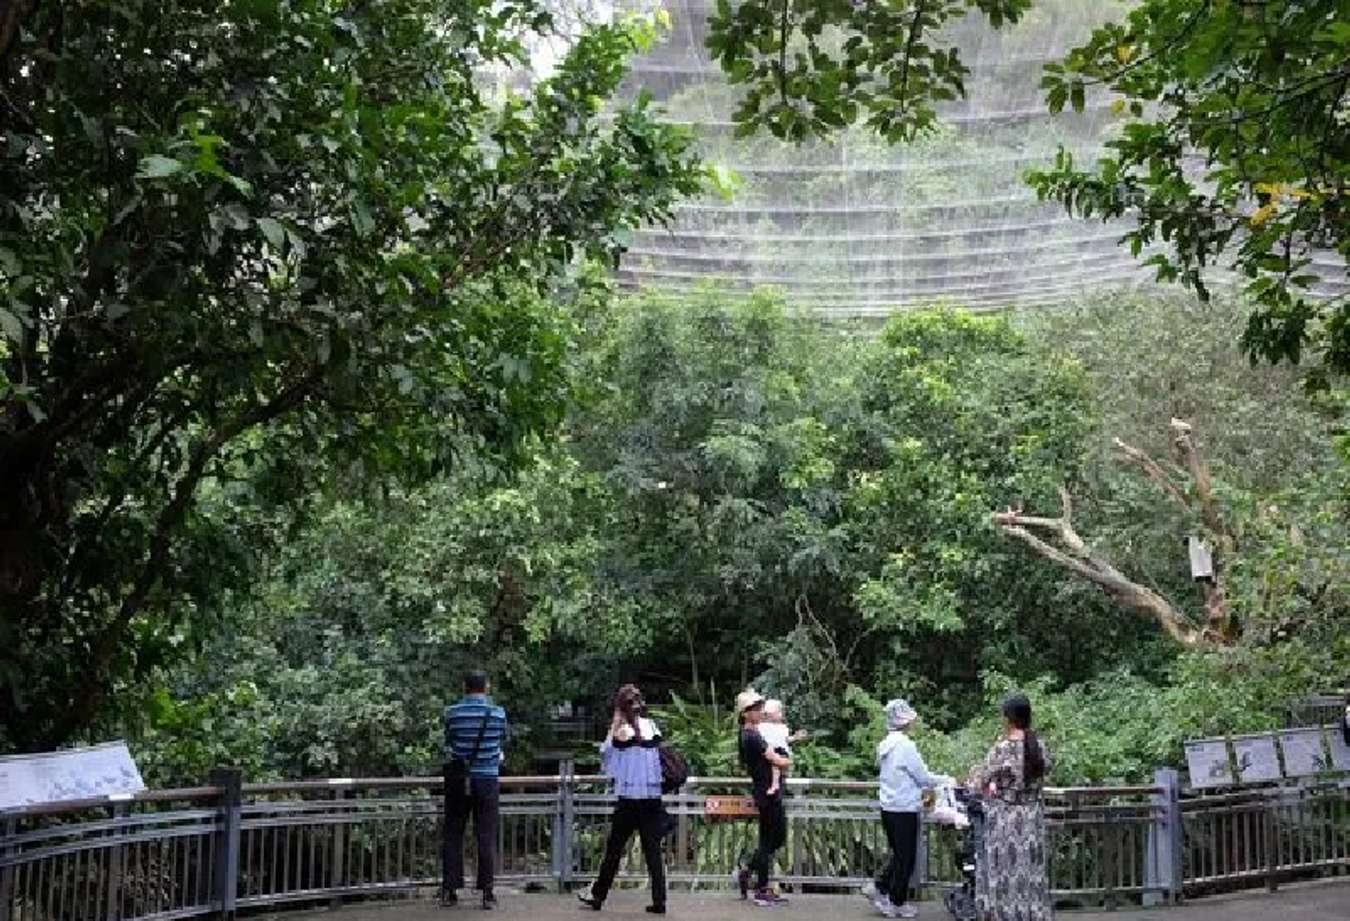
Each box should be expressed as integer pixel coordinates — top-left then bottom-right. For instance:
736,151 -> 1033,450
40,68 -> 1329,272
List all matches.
443,769 -> 499,894
875,810 -> 920,906
591,798 -> 667,908
749,792 -> 787,891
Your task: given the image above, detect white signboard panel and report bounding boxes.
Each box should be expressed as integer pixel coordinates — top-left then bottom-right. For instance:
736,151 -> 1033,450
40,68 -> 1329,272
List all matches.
1278,728 -> 1328,777
1329,726 -> 1350,772
0,741 -> 145,809
1185,740 -> 1234,788
1233,735 -> 1281,783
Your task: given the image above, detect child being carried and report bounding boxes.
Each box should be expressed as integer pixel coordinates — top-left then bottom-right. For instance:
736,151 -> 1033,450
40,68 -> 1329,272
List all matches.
758,699 -> 807,796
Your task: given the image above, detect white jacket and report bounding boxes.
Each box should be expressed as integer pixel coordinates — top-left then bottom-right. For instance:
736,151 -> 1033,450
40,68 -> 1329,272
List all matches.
877,730 -> 945,812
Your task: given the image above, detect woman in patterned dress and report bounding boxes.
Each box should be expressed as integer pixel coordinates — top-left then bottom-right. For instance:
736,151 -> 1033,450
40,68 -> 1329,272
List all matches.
966,694 -> 1053,921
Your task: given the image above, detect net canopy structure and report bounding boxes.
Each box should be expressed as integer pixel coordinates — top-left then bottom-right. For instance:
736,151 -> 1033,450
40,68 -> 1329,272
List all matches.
609,0 -> 1157,316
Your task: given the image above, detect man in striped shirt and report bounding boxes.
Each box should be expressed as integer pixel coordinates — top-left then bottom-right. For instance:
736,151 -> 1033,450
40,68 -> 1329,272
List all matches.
442,670 -> 509,909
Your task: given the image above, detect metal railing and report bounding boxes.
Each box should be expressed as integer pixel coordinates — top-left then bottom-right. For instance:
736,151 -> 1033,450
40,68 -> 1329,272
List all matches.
1181,781 -> 1350,894
2,768 -> 1347,919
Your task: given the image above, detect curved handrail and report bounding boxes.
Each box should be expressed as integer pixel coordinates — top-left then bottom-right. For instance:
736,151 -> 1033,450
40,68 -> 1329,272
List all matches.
0,785 -> 224,818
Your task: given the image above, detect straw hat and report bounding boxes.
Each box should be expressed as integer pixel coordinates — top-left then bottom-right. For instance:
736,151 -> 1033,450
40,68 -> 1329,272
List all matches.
736,689 -> 766,714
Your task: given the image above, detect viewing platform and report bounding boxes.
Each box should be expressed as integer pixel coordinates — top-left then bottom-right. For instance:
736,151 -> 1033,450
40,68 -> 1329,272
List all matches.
271,882 -> 1350,921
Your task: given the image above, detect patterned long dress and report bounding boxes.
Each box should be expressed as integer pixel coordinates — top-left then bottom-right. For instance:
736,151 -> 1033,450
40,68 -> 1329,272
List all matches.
968,737 -> 1054,921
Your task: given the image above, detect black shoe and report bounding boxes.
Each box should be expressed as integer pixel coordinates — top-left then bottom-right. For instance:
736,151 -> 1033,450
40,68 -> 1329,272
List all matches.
646,907 -> 666,915
577,892 -> 602,911
482,892 -> 497,910
440,889 -> 459,908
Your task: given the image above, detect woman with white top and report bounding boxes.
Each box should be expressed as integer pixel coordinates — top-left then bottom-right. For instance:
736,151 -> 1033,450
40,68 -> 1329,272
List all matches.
578,684 -> 667,914
861,699 -> 951,919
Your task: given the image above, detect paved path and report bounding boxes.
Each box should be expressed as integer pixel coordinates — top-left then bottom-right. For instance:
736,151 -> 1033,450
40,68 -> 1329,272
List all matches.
276,880 -> 1350,920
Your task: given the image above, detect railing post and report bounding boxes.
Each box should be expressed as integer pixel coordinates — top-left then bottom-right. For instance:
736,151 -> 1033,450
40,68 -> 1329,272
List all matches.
910,814 -> 926,900
330,781 -> 350,909
0,816 -> 16,921
557,758 -> 575,890
1264,789 -> 1280,893
789,782 -> 803,883
1145,768 -> 1183,906
674,787 -> 690,886
210,768 -> 242,920
104,801 -> 130,921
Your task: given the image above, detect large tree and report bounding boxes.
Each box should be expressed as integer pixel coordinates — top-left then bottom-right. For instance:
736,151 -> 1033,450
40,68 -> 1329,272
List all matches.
0,0 -> 702,750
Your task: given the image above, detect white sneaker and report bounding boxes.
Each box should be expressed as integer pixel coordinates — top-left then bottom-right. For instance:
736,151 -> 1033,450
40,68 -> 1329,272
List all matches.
860,882 -> 879,903
883,904 -> 918,919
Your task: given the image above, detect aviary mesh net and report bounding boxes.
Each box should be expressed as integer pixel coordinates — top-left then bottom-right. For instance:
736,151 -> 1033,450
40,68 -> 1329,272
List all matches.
612,0 -> 1156,315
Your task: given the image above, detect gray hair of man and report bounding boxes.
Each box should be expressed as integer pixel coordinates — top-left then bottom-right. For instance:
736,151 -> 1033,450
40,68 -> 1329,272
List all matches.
885,698 -> 918,731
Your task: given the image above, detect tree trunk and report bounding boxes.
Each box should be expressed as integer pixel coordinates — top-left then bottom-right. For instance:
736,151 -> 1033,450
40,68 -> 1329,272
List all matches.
991,420 -> 1239,648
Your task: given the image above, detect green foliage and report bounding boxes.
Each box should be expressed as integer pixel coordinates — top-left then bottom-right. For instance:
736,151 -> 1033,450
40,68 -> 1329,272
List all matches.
0,0 -> 702,750
706,0 -> 1033,142
1019,295 -> 1349,647
1029,0 -> 1350,377
129,445 -> 641,783
650,691 -> 741,776
125,288 -> 1347,786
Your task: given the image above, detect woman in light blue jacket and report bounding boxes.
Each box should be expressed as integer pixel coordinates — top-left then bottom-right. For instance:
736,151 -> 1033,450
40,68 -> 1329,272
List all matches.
861,699 -> 951,919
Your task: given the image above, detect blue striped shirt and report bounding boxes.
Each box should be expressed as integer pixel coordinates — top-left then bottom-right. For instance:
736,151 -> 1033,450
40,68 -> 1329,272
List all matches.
443,694 -> 508,778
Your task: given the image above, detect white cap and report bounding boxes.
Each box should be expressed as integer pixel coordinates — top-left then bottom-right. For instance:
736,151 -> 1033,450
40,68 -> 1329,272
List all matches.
885,698 -> 918,729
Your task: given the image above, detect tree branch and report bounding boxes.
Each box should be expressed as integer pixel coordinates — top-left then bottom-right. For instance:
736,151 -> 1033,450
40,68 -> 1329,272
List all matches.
1168,418 -> 1227,542
994,420 -> 1241,648
40,370 -> 321,746
1113,437 -> 1188,508
993,506 -> 1208,649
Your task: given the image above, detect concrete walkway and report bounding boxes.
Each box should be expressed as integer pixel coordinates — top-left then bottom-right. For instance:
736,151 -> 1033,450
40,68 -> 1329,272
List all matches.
276,879 -> 1350,920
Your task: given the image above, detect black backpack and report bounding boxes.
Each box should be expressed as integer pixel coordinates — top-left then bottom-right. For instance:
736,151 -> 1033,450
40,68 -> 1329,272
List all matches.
659,742 -> 690,793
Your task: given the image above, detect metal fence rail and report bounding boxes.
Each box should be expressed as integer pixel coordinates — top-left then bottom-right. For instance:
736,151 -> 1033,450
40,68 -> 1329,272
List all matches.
0,787 -> 224,921
2,770 -> 1347,920
1181,781 -> 1350,894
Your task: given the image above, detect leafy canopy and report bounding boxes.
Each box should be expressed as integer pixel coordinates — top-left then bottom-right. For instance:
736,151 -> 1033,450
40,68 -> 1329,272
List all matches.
1030,0 -> 1350,378
0,0 -> 702,750
706,0 -> 1032,142
126,291 -> 1348,784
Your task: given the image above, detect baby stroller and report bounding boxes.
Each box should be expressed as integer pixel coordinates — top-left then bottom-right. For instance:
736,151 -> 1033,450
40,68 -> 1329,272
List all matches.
943,788 -> 984,921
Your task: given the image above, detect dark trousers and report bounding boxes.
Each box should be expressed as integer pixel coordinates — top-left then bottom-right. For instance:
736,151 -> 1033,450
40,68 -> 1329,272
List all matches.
591,798 -> 667,908
749,793 -> 787,891
875,810 -> 920,906
443,769 -> 499,894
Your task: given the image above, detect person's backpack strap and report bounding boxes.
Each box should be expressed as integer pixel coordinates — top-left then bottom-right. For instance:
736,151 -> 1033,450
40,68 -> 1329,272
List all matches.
451,705 -> 496,795
468,706 -> 494,769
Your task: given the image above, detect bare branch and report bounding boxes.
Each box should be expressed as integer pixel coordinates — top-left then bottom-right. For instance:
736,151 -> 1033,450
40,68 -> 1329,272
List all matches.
992,483 -> 1212,649
1170,418 -> 1228,543
1113,437 -> 1188,509
995,419 -> 1241,647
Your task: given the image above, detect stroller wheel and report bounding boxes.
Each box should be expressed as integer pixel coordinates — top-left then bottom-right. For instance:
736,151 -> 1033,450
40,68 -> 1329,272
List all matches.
944,889 -> 975,921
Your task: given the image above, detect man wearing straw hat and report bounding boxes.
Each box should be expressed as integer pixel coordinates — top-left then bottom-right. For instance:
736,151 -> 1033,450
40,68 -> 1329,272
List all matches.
734,688 -> 792,907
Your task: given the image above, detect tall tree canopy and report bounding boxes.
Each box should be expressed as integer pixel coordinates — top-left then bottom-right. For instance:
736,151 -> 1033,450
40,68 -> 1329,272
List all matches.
0,0 -> 702,750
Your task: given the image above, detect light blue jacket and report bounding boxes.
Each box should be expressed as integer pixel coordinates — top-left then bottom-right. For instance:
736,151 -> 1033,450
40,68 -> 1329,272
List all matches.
877,730 -> 944,812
